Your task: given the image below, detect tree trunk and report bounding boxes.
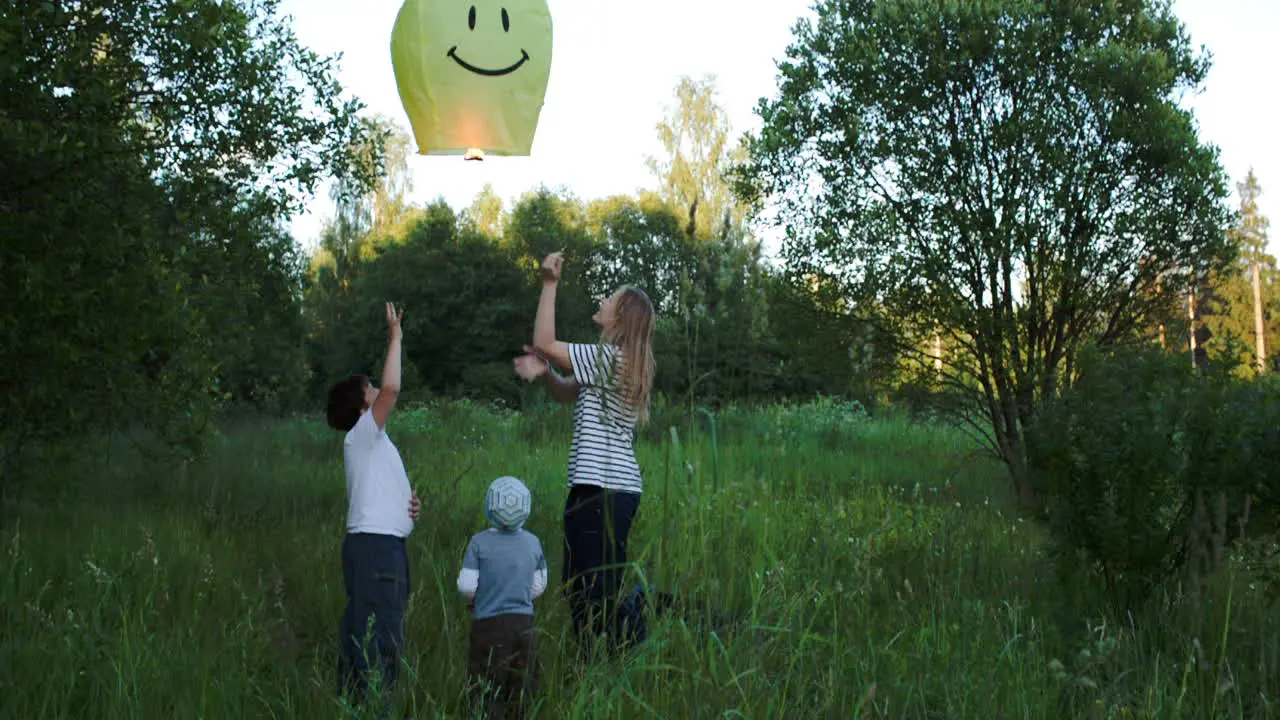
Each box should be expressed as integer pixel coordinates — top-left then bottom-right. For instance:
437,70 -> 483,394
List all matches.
1254,259 -> 1267,372
992,381 -> 1038,509
1189,285 -> 1197,369
1189,284 -> 1208,371
1007,432 -> 1037,509
932,327 -> 943,375
685,196 -> 699,241
1158,271 -> 1167,349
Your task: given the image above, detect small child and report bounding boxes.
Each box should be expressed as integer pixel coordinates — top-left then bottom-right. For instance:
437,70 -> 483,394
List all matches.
457,476 -> 547,719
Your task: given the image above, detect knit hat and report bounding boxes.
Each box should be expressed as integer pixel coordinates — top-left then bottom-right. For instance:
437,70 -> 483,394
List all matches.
485,476 -> 531,531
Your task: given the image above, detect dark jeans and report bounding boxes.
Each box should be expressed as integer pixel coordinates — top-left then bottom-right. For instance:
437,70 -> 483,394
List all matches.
467,613 -> 539,720
337,532 -> 410,703
562,484 -> 641,653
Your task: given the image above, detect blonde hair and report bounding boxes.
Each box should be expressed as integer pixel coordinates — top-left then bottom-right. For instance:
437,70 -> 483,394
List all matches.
602,285 -> 656,426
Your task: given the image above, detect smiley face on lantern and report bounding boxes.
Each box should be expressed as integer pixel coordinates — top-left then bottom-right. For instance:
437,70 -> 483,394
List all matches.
391,0 -> 553,159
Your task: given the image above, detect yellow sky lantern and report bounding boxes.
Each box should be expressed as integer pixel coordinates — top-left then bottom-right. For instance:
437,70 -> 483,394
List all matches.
390,0 -> 553,159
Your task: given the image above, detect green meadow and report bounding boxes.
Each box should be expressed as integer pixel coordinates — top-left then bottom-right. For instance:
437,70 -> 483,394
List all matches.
3,398 -> 1276,719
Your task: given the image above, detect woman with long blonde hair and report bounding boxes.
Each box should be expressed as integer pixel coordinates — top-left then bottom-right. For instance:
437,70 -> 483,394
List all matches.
513,252 -> 656,655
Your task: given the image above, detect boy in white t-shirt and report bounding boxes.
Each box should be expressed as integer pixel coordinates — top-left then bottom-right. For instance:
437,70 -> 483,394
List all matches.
326,302 -> 421,706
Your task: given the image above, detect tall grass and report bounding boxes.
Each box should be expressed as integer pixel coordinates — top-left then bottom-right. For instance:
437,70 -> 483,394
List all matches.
2,398 -> 1276,718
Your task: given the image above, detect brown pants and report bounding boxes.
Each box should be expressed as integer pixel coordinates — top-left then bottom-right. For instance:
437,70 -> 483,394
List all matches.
467,613 -> 539,719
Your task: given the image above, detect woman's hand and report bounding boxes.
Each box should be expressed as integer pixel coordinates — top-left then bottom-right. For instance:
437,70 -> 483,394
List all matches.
514,346 -> 549,382
540,252 -> 563,284
408,493 -> 421,522
385,301 -> 403,341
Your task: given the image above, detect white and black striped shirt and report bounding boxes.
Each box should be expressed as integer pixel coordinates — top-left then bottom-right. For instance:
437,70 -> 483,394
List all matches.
566,342 -> 642,494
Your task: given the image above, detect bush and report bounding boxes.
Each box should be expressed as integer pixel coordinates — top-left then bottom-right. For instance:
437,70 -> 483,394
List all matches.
1028,346 -> 1277,613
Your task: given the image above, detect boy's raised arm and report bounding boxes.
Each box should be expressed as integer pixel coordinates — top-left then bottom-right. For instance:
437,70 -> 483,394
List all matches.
372,302 -> 403,429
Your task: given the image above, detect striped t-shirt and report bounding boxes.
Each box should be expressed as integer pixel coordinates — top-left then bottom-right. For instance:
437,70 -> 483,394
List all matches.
566,342 -> 642,494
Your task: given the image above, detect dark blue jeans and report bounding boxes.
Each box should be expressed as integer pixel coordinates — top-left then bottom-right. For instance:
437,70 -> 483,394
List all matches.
562,484 -> 642,654
337,532 -> 409,703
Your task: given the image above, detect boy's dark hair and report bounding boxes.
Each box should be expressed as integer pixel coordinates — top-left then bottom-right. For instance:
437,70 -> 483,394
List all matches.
327,374 -> 370,431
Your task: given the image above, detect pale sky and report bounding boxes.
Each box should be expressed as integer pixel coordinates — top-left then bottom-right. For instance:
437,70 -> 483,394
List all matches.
279,0 -> 1278,258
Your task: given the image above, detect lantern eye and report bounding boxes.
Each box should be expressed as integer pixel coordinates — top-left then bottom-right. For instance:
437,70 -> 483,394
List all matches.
502,8 -> 510,32
468,5 -> 476,30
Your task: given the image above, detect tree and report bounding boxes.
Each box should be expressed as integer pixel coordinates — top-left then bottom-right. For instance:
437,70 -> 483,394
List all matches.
646,75 -> 750,242
504,188 -> 599,340
0,0 -> 371,470
318,116 -> 414,270
354,201 -> 532,403
579,192 -> 787,406
739,0 -> 1234,505
583,193 -> 688,314
184,197 -> 313,413
653,235 -> 781,406
462,183 -> 508,241
368,116 -> 414,236
305,117 -> 416,389
1203,169 -> 1276,374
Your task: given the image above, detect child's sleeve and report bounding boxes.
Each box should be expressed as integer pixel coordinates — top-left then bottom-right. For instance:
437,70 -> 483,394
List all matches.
456,536 -> 479,598
530,538 -> 548,599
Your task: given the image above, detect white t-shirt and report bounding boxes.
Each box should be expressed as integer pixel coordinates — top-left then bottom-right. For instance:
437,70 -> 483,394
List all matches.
566,342 -> 643,494
343,410 -> 414,537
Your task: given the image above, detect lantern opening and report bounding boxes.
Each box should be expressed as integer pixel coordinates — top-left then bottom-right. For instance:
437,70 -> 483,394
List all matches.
464,148 -> 485,161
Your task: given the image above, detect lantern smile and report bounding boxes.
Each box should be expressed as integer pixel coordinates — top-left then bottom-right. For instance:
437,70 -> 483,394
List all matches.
390,0 -> 554,157
446,46 -> 531,77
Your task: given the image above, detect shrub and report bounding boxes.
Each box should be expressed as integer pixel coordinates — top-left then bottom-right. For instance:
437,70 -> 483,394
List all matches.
1028,345 -> 1276,613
